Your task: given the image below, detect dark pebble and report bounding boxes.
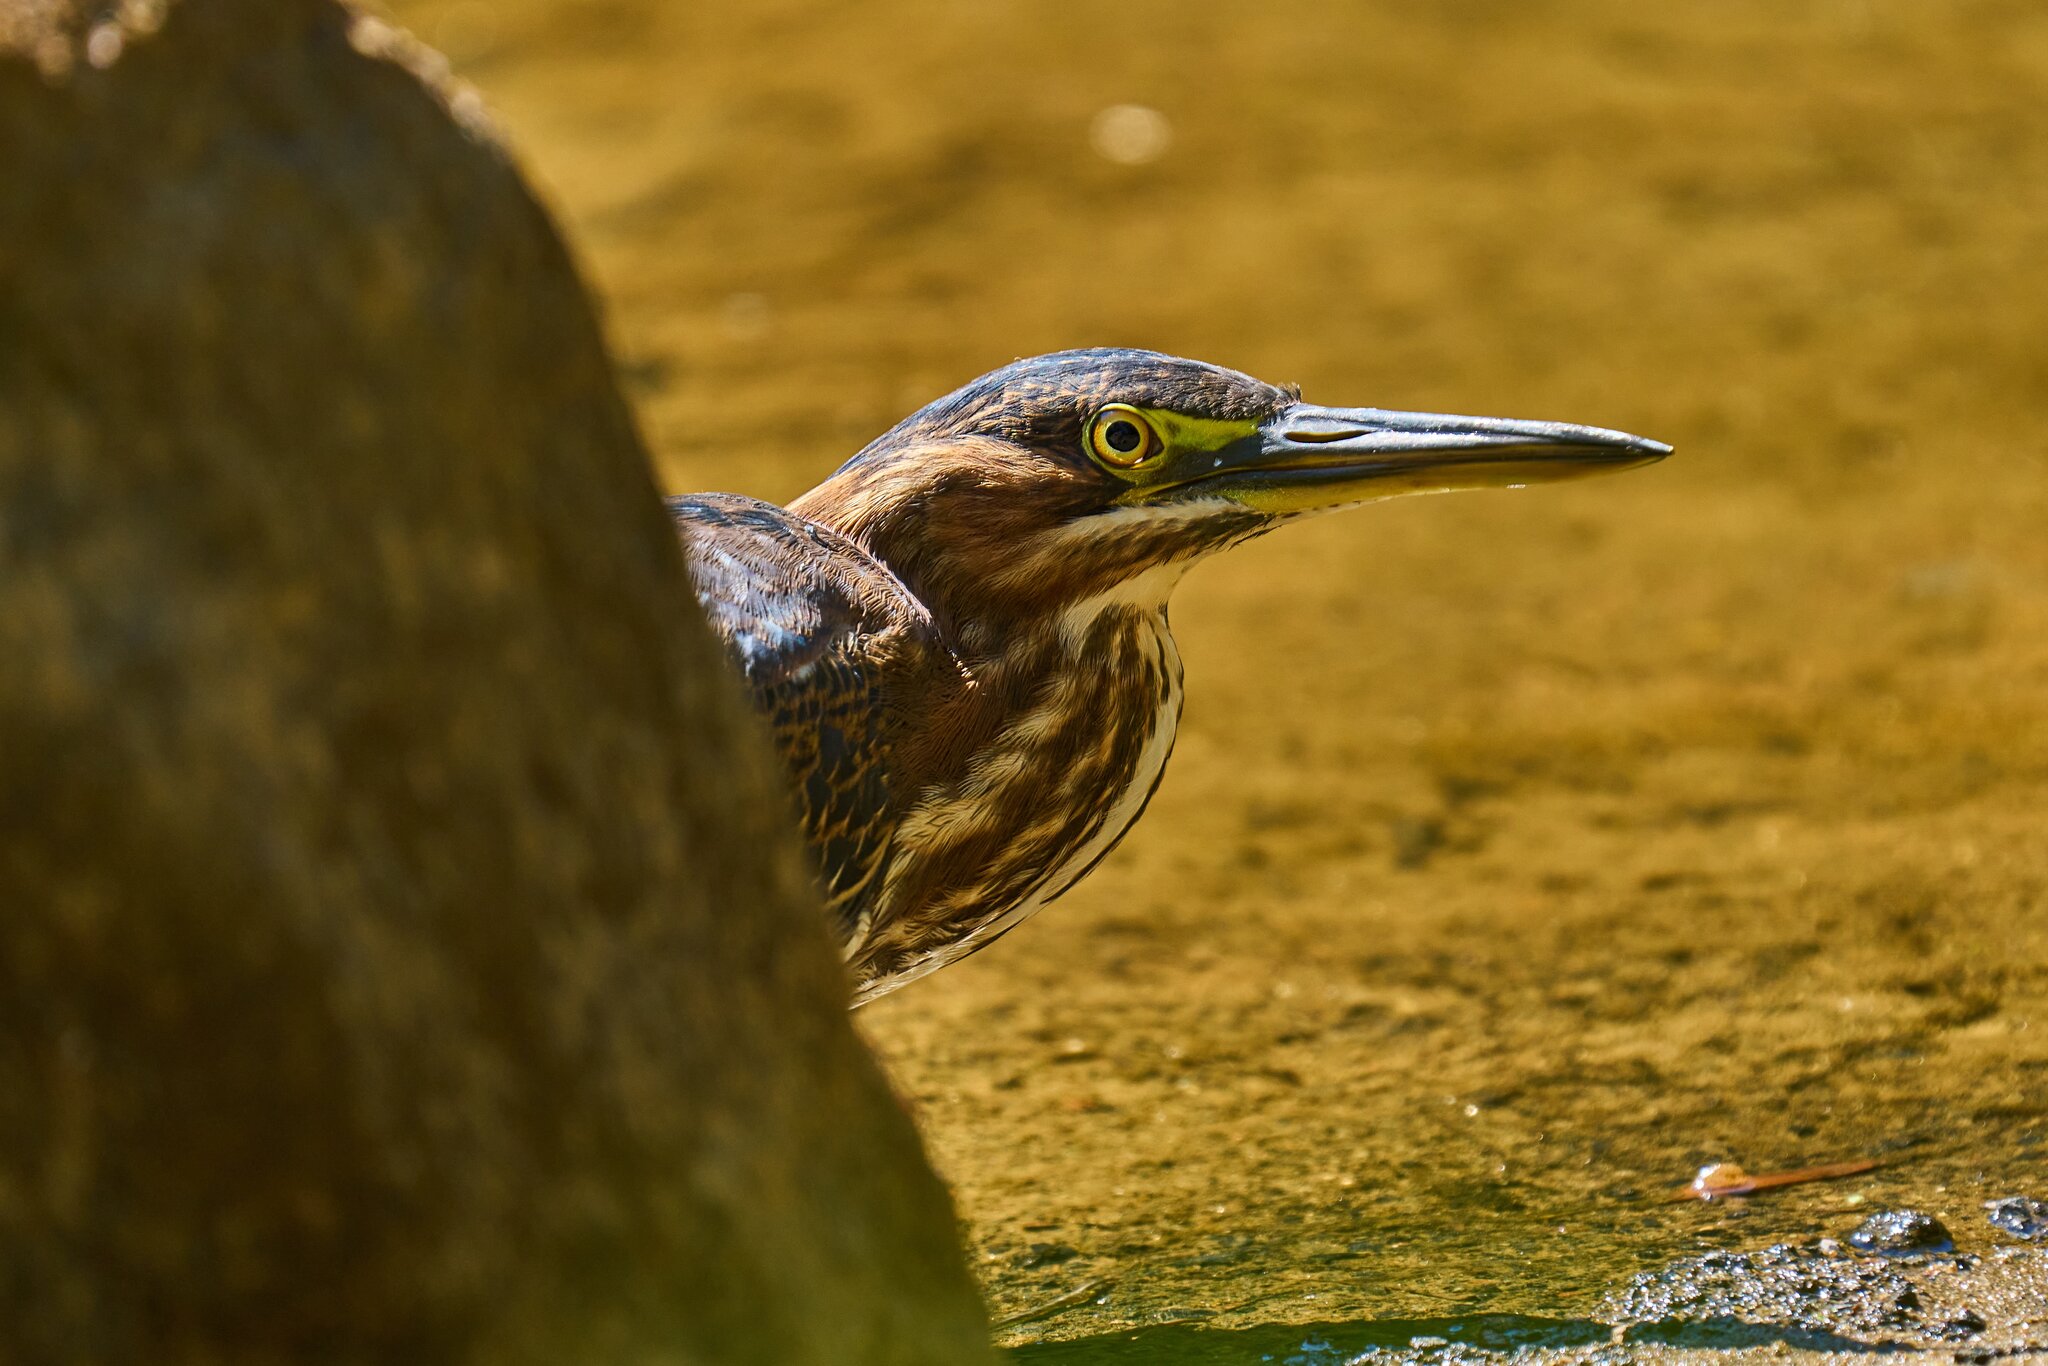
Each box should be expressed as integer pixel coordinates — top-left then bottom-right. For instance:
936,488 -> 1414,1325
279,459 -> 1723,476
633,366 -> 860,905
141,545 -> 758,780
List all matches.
1017,1241 -> 1081,1268
1984,1196 -> 2048,1240
1940,1309 -> 1988,1340
1848,1209 -> 1954,1256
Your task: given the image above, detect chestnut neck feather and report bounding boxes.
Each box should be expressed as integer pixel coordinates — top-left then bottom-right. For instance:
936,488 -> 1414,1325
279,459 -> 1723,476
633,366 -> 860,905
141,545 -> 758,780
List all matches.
784,455 -> 1271,992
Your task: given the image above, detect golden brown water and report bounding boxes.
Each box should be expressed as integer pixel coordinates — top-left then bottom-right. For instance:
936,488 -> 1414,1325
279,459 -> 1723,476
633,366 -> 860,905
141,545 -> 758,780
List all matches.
382,0 -> 2048,1347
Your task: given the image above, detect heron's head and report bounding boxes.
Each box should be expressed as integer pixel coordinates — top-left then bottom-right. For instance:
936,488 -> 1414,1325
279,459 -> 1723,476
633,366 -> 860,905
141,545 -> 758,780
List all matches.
792,349 -> 1669,631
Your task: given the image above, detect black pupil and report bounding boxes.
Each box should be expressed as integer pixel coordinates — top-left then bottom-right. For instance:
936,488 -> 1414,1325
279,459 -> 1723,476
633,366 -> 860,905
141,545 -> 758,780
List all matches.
1105,420 -> 1143,454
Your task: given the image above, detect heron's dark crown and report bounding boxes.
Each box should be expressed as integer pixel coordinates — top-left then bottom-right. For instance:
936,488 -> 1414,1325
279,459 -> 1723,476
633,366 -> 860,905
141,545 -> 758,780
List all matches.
836,348 -> 1296,476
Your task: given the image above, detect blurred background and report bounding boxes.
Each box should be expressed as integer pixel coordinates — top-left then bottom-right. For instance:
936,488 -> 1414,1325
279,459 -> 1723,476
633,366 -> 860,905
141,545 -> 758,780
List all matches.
382,0 -> 2048,1344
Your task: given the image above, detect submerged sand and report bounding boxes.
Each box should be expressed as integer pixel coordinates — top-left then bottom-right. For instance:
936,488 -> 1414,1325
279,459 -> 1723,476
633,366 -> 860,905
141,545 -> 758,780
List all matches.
383,0 -> 2048,1346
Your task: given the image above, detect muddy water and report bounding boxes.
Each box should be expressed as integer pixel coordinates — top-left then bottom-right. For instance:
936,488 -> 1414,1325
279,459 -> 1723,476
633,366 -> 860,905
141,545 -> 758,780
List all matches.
380,0 -> 2048,1347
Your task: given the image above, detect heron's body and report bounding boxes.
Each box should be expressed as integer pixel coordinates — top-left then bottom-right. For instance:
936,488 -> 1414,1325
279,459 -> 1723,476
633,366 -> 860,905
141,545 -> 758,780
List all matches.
674,349 -> 1667,1004
676,494 -> 1206,1003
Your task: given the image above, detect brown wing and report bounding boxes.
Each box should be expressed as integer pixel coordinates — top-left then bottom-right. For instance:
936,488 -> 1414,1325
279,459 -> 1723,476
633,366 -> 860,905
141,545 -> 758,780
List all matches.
669,493 -> 939,944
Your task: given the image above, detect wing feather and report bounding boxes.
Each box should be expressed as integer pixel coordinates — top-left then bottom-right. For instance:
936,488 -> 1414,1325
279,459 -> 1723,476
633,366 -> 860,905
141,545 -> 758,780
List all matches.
669,493 -> 937,945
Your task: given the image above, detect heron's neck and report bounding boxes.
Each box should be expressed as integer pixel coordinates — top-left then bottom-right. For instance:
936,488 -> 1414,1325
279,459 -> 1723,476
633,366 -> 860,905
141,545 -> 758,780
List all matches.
869,549 -> 1189,811
854,559 -> 1189,993
952,556 -> 1190,679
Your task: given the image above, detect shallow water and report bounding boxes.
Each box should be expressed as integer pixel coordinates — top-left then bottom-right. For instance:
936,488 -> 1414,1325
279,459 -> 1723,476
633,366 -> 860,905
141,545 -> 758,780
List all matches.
1010,1244 -> 2048,1362
1014,1314 -> 1610,1365
380,0 -> 2048,1345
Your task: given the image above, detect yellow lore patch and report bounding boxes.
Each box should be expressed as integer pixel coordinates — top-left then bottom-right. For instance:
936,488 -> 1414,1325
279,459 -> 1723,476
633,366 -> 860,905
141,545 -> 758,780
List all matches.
1088,406 -> 1260,490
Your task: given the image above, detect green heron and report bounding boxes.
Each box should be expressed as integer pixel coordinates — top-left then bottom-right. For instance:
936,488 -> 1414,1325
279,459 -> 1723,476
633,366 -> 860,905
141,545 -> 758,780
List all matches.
673,349 -> 1668,1004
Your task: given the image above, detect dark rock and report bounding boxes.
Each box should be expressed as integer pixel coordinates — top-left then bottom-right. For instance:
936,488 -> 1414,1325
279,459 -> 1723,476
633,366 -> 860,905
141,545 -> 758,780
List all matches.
1938,1309 -> 1988,1339
1019,1242 -> 1083,1268
1984,1196 -> 2048,1240
1603,1242 -> 1927,1344
0,3 -> 988,1365
1849,1209 -> 1956,1257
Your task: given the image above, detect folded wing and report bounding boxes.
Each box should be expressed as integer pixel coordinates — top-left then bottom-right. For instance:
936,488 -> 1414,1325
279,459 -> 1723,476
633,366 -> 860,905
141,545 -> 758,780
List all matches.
670,493 -> 941,947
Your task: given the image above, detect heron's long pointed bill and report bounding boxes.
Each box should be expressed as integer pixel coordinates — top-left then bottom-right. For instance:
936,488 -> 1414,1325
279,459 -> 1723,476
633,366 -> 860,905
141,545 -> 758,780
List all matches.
1197,403 -> 1671,515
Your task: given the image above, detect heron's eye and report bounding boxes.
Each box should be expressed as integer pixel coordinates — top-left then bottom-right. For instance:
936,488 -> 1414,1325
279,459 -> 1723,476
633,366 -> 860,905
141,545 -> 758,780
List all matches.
1086,405 -> 1163,469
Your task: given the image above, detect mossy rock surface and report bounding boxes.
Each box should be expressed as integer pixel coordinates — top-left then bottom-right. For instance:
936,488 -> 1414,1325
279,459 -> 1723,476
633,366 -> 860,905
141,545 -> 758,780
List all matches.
0,3 -> 989,1363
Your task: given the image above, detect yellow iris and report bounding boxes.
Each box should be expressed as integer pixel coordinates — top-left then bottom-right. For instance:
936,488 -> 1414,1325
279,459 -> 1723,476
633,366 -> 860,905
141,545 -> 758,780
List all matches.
1085,405 -> 1164,468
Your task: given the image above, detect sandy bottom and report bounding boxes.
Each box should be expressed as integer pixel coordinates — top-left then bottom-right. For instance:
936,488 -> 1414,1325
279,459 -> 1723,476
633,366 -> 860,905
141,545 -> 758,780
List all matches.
383,0 -> 2048,1345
